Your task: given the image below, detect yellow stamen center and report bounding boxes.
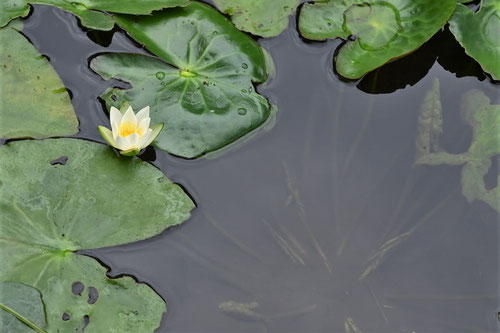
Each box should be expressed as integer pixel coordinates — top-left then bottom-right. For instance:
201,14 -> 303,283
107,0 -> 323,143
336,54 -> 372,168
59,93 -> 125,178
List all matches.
119,121 -> 144,138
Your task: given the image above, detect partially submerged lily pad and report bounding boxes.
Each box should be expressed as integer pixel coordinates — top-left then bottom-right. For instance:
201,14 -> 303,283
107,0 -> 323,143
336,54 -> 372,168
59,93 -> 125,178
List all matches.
0,0 -> 190,31
0,139 -> 195,332
0,22 -> 78,139
416,89 -> 500,212
91,2 -> 274,158
298,0 -> 457,79
0,282 -> 47,333
449,0 -> 500,80
213,0 -> 300,37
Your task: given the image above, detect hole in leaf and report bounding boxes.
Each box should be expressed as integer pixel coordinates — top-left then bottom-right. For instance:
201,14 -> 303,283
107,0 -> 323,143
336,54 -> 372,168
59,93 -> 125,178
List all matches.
484,155 -> 499,190
50,156 -> 68,166
83,315 -> 90,331
62,312 -> 71,321
71,281 -> 84,295
87,286 -> 99,304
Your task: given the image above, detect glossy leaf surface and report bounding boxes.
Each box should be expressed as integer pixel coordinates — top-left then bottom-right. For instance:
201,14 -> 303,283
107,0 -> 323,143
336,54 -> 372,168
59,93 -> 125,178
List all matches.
298,0 -> 457,79
91,2 -> 273,158
0,0 -> 190,31
213,0 -> 300,37
449,0 -> 500,80
0,22 -> 78,139
0,139 -> 195,332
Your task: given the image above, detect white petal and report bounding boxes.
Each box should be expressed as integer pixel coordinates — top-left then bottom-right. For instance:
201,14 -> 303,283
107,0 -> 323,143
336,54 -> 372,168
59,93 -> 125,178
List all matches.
111,121 -> 120,140
138,117 -> 151,135
110,107 -> 122,126
115,135 -> 131,151
138,129 -> 153,148
136,106 -> 150,124
127,133 -> 140,149
122,106 -> 137,127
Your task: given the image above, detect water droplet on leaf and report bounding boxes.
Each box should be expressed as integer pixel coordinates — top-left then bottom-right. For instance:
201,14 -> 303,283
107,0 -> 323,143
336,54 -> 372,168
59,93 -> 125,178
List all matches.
155,71 -> 165,80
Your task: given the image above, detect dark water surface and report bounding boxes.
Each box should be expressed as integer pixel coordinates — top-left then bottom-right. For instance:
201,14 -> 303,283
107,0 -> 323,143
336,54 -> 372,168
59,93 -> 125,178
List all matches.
18,2 -> 499,332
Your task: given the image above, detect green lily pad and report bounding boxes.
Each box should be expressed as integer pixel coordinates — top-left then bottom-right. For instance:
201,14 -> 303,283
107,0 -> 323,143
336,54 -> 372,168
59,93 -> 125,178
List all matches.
0,139 -> 195,332
449,0 -> 500,80
0,282 -> 47,333
213,0 -> 299,37
0,0 -> 190,31
298,0 -> 457,79
91,2 -> 273,158
0,22 -> 78,139
416,89 -> 500,212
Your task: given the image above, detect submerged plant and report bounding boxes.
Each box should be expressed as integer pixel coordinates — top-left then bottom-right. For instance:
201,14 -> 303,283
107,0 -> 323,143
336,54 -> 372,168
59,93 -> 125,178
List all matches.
98,105 -> 163,156
416,87 -> 500,212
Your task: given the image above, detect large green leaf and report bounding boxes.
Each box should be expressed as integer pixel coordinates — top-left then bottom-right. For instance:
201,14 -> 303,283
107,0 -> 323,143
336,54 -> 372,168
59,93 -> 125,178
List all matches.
0,0 -> 190,31
298,0 -> 457,79
416,89 -> 500,212
0,282 -> 47,333
0,139 -> 195,332
91,2 -> 273,158
213,0 -> 300,37
449,0 -> 500,80
0,22 -> 78,139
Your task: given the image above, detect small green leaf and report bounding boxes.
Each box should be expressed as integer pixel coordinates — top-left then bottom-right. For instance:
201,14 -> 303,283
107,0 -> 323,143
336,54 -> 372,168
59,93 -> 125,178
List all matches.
213,0 -> 300,37
449,0 -> 500,80
91,2 -> 274,158
0,22 -> 78,139
0,139 -> 195,332
0,282 -> 47,333
298,0 -> 457,79
0,0 -> 190,31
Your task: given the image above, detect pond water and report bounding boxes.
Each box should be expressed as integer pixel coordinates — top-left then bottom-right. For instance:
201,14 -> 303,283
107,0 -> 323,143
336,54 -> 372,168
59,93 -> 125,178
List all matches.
16,1 -> 499,332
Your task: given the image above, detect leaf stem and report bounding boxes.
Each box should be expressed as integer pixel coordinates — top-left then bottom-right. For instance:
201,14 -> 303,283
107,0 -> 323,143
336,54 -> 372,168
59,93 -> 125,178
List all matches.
0,303 -> 48,333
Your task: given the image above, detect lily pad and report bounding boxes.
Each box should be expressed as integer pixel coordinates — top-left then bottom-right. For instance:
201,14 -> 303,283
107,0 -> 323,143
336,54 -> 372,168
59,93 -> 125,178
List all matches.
0,282 -> 47,333
448,0 -> 500,80
298,0 -> 457,79
0,0 -> 190,31
213,0 -> 299,37
91,2 -> 273,158
0,139 -> 195,332
416,89 -> 500,212
0,22 -> 78,139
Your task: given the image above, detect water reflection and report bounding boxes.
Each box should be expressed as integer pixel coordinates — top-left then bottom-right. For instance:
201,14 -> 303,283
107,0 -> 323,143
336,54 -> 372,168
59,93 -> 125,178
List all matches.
20,3 -> 500,333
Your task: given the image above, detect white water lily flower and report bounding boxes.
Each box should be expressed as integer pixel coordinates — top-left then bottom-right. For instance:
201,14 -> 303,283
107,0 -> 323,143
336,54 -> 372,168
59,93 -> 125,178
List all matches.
98,105 -> 163,156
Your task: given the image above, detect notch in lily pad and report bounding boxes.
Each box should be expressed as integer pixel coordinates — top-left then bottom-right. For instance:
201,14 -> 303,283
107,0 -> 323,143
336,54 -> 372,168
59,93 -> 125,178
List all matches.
98,102 -> 163,156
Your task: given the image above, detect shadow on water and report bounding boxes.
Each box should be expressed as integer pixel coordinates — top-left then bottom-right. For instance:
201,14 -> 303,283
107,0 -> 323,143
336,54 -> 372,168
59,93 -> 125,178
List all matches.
14,2 -> 500,332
